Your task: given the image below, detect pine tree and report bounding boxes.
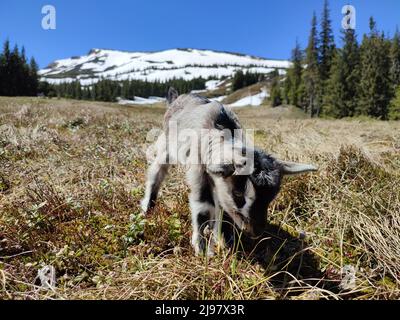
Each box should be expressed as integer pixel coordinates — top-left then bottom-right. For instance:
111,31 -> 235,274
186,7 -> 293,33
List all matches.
284,41 -> 304,106
390,28 -> 400,87
358,18 -> 393,119
232,70 -> 245,91
318,0 -> 336,116
28,57 -> 39,96
121,80 -> 130,99
21,46 -> 26,63
389,86 -> 400,120
20,46 -> 30,95
303,12 -> 321,117
1,40 -> 11,95
0,40 -> 39,97
9,45 -> 22,96
73,81 -> 82,99
0,47 -> 4,96
81,86 -> 90,100
323,29 -> 360,118
319,0 -> 335,82
38,81 -> 52,96
322,50 -> 343,117
270,76 -> 282,107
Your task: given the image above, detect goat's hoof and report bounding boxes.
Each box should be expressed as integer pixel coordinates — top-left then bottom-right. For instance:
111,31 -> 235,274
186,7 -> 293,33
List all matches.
193,246 -> 215,258
206,249 -> 215,257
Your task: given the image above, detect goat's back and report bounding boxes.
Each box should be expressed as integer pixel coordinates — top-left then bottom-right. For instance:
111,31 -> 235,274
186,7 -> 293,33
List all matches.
164,94 -> 241,132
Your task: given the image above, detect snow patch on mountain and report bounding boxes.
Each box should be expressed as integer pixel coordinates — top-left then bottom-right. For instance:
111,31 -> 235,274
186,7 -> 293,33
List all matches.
230,89 -> 269,107
210,95 -> 227,102
205,79 -> 225,90
118,96 -> 165,105
40,48 -> 291,85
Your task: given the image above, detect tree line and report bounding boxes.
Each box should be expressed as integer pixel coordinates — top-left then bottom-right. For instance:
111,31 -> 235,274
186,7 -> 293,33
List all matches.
281,0 -> 400,120
0,40 -> 39,96
0,38 -> 208,103
232,70 -> 267,91
40,77 -> 208,102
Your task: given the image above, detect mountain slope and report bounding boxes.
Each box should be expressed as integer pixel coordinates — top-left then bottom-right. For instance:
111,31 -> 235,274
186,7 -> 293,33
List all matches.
39,48 -> 291,85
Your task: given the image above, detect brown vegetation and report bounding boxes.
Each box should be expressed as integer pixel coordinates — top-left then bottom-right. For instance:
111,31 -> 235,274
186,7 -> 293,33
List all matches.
1,97 -> 399,299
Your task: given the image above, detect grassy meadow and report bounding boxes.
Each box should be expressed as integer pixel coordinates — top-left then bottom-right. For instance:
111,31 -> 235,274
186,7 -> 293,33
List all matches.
0,97 -> 399,300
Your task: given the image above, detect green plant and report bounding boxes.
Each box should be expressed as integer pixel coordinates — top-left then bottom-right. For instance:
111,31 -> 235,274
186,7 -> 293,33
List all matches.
123,212 -> 147,246
167,213 -> 182,244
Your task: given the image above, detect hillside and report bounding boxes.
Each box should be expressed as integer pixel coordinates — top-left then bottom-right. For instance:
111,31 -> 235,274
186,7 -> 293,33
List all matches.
39,48 -> 291,85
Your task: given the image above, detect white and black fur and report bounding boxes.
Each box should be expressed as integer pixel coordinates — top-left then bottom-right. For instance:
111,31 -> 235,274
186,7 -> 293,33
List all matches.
141,88 -> 317,256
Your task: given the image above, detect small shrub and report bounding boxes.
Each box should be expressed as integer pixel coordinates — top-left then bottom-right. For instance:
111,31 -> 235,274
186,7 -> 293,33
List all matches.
123,212 -> 147,247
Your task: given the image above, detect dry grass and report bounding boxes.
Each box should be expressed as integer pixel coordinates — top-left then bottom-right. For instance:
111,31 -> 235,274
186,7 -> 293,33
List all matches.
1,97 -> 399,300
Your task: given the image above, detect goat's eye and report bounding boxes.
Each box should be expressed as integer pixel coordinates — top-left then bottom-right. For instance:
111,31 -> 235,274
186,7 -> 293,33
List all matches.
233,190 -> 244,198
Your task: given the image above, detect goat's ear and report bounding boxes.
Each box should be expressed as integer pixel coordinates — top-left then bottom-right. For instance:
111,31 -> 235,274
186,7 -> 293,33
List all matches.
167,87 -> 179,104
278,160 -> 318,176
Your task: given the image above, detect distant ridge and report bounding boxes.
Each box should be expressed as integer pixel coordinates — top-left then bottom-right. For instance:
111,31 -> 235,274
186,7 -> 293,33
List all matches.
39,48 -> 291,85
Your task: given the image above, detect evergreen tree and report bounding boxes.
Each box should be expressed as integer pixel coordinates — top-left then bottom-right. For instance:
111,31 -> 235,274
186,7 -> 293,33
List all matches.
9,45 -> 21,96
0,40 -> 39,97
38,81 -> 53,97
322,50 -> 344,117
389,86 -> 400,120
358,18 -> 393,119
0,47 -> 4,96
28,57 -> 39,96
232,70 -> 245,91
21,46 -> 26,63
20,47 -> 31,95
232,70 -> 263,92
284,40 -> 304,106
319,0 -> 336,115
319,0 -> 335,82
1,40 -> 11,95
323,29 -> 360,118
73,81 -> 82,99
270,70 -> 282,107
303,12 -> 321,117
81,86 -> 90,100
90,83 -> 96,100
390,28 -> 400,87
121,80 -> 130,99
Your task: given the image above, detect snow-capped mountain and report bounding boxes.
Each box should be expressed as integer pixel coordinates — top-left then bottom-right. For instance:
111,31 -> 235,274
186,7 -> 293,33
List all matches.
39,48 -> 291,85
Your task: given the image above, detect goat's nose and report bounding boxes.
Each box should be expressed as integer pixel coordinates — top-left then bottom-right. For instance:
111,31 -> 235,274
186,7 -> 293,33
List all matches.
234,160 -> 249,176
253,228 -> 264,238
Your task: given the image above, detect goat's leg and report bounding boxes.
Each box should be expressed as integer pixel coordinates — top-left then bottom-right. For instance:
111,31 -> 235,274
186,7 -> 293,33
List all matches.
190,197 -> 216,256
141,160 -> 169,213
141,135 -> 170,213
187,167 -> 216,256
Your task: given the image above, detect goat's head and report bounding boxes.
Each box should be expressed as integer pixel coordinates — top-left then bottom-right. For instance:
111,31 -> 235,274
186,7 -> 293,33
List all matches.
207,148 -> 317,237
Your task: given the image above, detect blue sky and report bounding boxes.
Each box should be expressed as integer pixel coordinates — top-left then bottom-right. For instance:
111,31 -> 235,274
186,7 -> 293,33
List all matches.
0,0 -> 399,68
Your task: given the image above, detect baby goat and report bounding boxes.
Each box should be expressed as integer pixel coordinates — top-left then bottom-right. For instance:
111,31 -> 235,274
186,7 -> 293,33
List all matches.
141,88 -> 317,255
